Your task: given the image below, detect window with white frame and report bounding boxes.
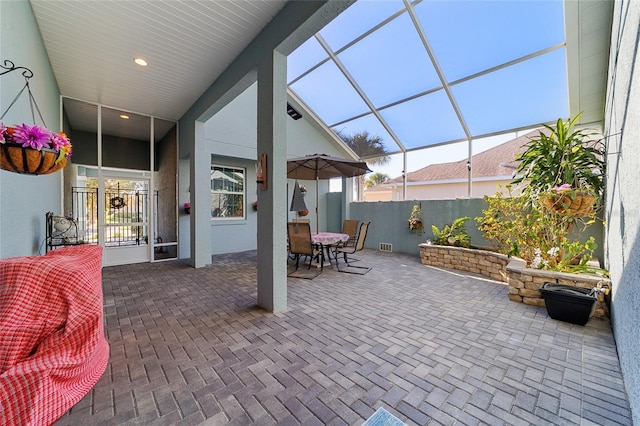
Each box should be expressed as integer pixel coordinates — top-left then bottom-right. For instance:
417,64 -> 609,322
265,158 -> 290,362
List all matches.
211,165 -> 245,219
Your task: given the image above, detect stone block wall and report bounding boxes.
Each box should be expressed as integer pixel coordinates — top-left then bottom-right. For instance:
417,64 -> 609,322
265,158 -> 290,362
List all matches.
418,244 -> 509,282
418,243 -> 611,319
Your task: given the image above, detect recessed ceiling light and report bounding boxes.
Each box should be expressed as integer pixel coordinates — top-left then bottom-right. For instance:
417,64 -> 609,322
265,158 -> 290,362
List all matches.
134,58 -> 148,67
120,114 -> 130,120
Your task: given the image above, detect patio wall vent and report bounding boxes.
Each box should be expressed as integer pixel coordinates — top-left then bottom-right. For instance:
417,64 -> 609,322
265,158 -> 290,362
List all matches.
379,242 -> 393,252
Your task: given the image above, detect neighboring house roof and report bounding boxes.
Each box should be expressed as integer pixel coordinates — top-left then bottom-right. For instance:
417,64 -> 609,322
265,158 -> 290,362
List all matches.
367,130 -> 543,192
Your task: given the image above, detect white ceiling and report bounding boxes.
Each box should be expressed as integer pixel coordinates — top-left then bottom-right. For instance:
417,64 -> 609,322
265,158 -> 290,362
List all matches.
30,0 -> 287,122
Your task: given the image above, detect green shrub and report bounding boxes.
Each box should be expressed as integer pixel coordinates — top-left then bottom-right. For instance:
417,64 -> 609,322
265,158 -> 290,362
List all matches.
431,217 -> 471,248
476,185 -> 607,276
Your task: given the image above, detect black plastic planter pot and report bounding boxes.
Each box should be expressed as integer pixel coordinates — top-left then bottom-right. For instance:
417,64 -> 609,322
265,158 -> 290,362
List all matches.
540,282 -> 597,326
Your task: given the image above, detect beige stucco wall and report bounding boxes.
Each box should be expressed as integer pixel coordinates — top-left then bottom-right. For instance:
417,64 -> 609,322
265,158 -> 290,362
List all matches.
363,190 -> 392,202
364,178 -> 514,201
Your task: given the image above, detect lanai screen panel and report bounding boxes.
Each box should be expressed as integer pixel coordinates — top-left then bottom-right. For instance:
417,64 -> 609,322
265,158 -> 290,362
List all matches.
287,0 -> 568,158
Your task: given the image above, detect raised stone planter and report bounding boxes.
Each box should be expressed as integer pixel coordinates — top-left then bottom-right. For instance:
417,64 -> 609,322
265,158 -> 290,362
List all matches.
418,244 -> 509,282
418,243 -> 610,319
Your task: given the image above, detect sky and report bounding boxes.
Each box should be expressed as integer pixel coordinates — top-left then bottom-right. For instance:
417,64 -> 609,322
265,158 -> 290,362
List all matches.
286,0 -> 568,181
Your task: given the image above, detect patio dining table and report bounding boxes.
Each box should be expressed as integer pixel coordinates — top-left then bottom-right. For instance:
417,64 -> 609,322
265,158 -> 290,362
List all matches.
312,232 -> 349,268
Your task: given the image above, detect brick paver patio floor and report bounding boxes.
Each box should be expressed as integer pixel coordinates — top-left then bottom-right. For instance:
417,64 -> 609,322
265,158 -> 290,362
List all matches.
56,249 -> 631,425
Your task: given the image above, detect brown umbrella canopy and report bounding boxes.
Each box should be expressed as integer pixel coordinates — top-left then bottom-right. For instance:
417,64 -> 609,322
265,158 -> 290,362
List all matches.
287,154 -> 371,232
287,154 -> 372,180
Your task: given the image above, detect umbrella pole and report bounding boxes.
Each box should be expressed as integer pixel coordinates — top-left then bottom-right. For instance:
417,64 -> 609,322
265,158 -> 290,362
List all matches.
316,177 -> 319,234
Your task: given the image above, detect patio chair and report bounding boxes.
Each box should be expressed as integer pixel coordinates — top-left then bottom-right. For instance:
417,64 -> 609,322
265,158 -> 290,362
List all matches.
341,219 -> 359,248
336,221 -> 371,274
287,222 -> 323,276
286,219 -> 312,263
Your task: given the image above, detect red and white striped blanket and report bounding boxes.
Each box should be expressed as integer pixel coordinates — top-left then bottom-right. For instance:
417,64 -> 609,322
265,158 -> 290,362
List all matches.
0,245 -> 109,425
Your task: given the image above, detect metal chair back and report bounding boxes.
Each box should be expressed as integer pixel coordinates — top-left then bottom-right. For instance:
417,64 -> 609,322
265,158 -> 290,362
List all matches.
335,221 -> 371,274
341,219 -> 359,247
354,221 -> 370,251
287,222 -> 314,256
287,221 -> 323,272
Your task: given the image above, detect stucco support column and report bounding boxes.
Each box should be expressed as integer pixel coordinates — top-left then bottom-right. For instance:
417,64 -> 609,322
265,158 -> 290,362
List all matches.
190,120 -> 211,268
342,177 -> 353,222
256,50 -> 288,312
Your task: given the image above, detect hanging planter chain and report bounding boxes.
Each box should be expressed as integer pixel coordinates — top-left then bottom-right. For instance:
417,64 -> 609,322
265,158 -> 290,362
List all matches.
0,60 -> 47,127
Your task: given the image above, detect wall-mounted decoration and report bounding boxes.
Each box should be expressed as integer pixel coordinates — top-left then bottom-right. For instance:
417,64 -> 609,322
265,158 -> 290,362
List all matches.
109,196 -> 126,210
256,153 -> 267,190
289,180 -> 307,213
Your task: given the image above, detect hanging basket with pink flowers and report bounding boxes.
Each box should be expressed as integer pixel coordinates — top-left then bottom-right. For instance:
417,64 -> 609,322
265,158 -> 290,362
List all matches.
540,184 -> 597,217
1,126 -> 71,175
541,192 -> 596,217
0,60 -> 72,175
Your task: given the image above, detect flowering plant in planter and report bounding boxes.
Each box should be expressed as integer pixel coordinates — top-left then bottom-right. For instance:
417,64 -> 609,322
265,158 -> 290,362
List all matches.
476,185 -> 608,276
1,62 -> 73,175
512,114 -> 604,210
0,122 -> 72,174
408,204 -> 424,235
1,122 -> 72,160
476,114 -> 608,276
540,183 -> 597,217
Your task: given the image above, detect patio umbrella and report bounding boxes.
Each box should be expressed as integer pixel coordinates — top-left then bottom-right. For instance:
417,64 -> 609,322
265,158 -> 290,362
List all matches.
287,153 -> 372,232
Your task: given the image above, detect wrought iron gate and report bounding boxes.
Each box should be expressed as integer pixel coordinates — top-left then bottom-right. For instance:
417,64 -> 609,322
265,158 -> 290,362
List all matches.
71,186 -> 158,247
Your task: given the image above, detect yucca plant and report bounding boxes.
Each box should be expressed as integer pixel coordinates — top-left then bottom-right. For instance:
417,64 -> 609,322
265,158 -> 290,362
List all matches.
512,114 -> 605,202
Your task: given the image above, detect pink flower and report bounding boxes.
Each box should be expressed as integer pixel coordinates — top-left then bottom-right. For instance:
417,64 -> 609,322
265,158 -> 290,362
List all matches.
50,131 -> 70,151
2,122 -> 73,159
60,143 -> 72,158
11,123 -> 51,150
553,183 -> 572,193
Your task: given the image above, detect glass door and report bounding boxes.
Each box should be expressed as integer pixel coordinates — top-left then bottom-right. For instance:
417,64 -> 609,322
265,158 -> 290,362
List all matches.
101,176 -> 151,266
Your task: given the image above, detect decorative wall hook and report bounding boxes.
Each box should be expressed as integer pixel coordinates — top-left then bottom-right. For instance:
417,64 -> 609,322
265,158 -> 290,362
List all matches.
0,59 -> 45,126
0,59 -> 34,79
